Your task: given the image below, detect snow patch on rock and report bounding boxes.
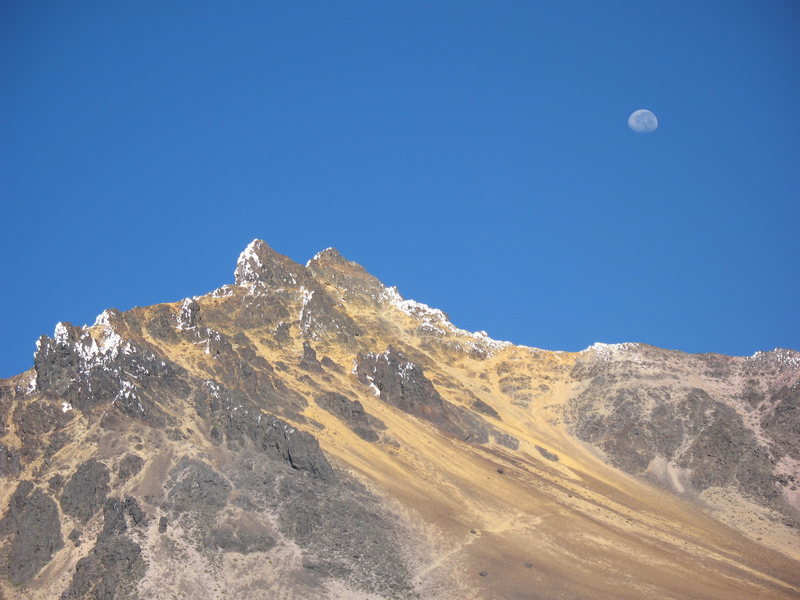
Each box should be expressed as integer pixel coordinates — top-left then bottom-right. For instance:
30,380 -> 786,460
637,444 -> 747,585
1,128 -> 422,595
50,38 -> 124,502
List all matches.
581,342 -> 639,360
54,322 -> 71,345
93,310 -> 114,327
305,247 -> 335,267
298,287 -> 316,336
177,298 -> 199,330
235,240 -> 265,282
378,286 -> 513,355
748,348 -> 800,369
210,285 -> 235,298
46,319 -> 136,384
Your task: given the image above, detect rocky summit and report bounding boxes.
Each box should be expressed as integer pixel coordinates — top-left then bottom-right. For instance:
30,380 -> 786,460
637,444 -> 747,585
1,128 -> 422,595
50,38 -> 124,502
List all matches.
1,239 -> 799,599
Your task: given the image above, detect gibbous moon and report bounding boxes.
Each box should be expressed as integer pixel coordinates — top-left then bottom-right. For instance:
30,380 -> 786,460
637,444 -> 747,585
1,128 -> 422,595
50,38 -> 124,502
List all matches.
628,109 -> 658,133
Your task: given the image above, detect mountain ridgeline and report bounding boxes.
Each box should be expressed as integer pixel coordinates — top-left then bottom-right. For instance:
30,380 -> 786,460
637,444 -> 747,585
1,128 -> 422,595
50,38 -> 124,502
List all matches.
1,240 -> 798,599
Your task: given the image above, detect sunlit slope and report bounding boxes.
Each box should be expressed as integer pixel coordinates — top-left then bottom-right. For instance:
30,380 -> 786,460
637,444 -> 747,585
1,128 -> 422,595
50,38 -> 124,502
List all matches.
1,239 -> 797,599
137,242 -> 800,599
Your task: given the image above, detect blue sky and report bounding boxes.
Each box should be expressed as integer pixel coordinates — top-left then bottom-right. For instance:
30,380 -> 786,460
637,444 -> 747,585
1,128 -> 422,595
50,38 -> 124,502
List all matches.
2,1 -> 799,377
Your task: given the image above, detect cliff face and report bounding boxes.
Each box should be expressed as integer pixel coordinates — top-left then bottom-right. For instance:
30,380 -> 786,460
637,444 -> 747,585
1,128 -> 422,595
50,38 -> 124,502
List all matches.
565,344 -> 800,514
1,239 -> 798,600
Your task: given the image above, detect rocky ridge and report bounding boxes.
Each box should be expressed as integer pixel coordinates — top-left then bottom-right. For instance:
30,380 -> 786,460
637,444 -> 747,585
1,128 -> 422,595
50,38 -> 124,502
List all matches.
0,239 -> 798,600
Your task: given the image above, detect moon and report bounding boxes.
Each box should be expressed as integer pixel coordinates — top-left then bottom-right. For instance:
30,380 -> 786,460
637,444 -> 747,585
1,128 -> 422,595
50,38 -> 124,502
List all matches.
628,109 -> 658,133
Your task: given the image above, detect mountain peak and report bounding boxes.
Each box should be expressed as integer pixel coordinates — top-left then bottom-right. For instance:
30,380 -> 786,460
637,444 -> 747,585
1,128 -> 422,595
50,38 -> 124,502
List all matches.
306,246 -> 385,303
2,239 -> 799,600
305,246 -> 343,267
233,239 -> 307,287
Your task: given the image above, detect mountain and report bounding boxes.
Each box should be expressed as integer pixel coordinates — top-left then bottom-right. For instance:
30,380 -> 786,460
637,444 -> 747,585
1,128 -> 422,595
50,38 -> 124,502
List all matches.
1,239 -> 798,600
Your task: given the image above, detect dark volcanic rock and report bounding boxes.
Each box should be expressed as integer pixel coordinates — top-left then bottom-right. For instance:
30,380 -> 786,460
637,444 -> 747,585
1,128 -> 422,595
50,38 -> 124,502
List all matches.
227,289 -> 292,331
195,381 -> 335,481
299,283 -> 363,344
200,327 -> 234,360
116,453 -> 145,482
306,247 -> 386,304
234,240 -> 363,344
355,348 -> 451,423
11,399 -> 73,462
564,350 -> 794,516
0,480 -> 33,533
68,528 -> 81,547
315,391 -> 386,442
450,405 -> 519,450
48,473 -> 65,492
167,457 -> 231,515
273,470 -> 417,599
14,399 -> 72,438
45,431 -> 71,460
299,342 -> 323,372
493,430 -> 520,450
177,297 -> 201,329
34,327 -> 81,398
60,459 -> 111,523
217,452 -> 417,600
0,385 -> 7,436
234,239 -> 309,287
566,386 -> 711,473
320,356 -> 341,371
145,305 -> 178,342
678,407 -> 777,503
0,444 -> 20,476
61,535 -> 143,600
471,399 -> 501,420
34,321 -> 191,431
101,496 -> 146,534
192,330 -> 302,418
536,445 -> 559,462
61,498 -> 147,600
355,348 -> 518,449
2,481 -> 63,585
760,386 -> 800,460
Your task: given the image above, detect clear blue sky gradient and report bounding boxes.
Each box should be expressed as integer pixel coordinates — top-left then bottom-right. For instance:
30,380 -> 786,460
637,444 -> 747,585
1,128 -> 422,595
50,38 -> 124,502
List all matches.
2,1 -> 799,377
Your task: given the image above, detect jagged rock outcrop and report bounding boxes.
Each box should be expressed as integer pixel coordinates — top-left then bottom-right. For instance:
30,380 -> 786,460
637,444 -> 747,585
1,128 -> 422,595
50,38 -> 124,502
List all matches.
234,240 -> 362,344
60,459 -> 111,523
299,341 -> 323,372
61,496 -> 147,600
355,347 -> 519,449
563,343 -> 800,521
315,392 -> 386,442
194,381 -> 335,482
306,247 -> 386,304
116,454 -> 144,483
1,481 -> 63,585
